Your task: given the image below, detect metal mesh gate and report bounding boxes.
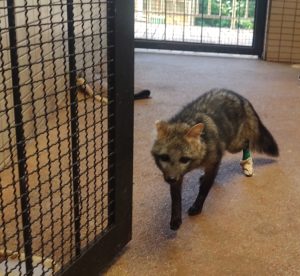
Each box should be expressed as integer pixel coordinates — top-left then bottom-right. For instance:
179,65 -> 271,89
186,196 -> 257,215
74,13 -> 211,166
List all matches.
0,0 -> 133,275
135,0 -> 268,55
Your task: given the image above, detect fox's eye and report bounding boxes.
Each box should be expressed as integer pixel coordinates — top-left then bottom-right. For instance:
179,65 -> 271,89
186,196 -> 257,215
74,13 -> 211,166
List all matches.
159,154 -> 170,162
179,157 -> 191,164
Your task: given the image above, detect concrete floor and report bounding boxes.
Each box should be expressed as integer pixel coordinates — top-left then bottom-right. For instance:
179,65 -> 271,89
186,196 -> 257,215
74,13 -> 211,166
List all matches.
104,52 -> 300,275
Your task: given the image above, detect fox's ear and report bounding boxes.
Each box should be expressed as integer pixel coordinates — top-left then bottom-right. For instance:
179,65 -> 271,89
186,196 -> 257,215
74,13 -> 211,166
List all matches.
185,123 -> 204,139
155,120 -> 169,139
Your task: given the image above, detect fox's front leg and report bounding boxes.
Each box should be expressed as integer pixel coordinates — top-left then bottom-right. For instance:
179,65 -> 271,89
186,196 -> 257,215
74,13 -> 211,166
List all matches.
188,161 -> 220,216
170,183 -> 182,230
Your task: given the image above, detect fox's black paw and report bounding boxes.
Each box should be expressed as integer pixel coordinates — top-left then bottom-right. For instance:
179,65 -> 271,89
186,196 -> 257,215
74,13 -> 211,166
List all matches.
188,205 -> 202,216
170,218 -> 182,230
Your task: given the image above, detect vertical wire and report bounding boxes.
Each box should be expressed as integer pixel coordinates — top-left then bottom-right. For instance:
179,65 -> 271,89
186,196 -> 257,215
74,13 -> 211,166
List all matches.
23,1 -> 45,274
89,0 -> 98,243
79,0 -> 90,248
146,0 -> 148,39
88,0 -> 99,240
183,0 -> 186,41
172,0 -> 175,41
96,0 -> 103,239
200,0 -> 204,43
218,0 -> 222,44
93,0 -> 106,239
237,0 -> 241,45
35,1 -> 54,273
66,0 -> 82,257
0,19 -> 14,275
6,0 -> 33,274
164,0 -> 167,40
58,0 -> 71,267
47,1 -> 63,272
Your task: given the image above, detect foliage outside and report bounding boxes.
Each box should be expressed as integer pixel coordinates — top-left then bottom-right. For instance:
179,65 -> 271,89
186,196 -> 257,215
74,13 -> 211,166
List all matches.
195,18 -> 254,29
196,0 -> 255,29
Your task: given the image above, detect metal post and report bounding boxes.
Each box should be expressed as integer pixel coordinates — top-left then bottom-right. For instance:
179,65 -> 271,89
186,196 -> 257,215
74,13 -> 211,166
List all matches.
107,0 -> 134,230
62,0 -> 134,272
6,0 -> 33,274
66,0 -> 81,257
107,0 -> 116,226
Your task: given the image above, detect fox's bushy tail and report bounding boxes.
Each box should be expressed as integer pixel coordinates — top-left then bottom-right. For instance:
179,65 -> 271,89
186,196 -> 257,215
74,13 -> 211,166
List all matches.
256,119 -> 279,157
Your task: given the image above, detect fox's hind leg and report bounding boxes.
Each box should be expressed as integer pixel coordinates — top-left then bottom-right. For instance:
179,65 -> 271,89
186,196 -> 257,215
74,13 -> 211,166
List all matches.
188,161 -> 220,216
240,140 -> 254,177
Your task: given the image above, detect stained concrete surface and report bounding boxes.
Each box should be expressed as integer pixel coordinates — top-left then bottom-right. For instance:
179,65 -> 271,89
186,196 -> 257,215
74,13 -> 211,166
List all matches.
104,52 -> 300,275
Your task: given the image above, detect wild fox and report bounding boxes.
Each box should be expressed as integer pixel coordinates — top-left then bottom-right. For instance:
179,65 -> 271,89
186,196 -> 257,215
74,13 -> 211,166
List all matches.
151,89 -> 279,230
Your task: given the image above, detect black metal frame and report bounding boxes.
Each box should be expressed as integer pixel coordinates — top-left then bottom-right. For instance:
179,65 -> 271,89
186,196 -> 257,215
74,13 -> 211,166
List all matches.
62,0 -> 134,273
135,0 -> 268,56
0,0 -> 134,275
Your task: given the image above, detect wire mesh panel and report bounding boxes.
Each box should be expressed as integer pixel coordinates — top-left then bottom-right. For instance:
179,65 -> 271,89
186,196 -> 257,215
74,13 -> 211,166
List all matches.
0,0 -> 133,275
135,0 -> 268,55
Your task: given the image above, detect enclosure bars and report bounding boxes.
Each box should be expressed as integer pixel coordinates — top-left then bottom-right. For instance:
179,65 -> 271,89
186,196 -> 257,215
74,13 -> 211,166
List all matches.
6,0 -> 33,274
66,0 -> 82,258
107,0 -> 134,236
107,0 -> 116,226
107,0 -> 134,244
62,0 -> 134,274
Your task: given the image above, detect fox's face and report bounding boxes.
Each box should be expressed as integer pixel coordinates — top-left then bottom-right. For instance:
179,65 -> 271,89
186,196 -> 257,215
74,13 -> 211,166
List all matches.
151,121 -> 206,184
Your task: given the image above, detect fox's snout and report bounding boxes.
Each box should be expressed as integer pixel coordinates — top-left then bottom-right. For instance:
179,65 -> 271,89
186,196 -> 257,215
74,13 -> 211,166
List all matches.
163,173 -> 183,185
164,175 -> 179,184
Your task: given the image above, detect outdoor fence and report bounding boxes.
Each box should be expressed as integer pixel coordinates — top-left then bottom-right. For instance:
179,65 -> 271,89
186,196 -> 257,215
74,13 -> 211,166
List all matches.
135,0 -> 256,45
134,0 -> 268,55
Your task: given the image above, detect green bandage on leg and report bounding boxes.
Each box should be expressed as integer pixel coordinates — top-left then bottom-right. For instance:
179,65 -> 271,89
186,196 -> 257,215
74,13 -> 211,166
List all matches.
242,149 -> 251,160
242,140 -> 251,160
240,144 -> 253,177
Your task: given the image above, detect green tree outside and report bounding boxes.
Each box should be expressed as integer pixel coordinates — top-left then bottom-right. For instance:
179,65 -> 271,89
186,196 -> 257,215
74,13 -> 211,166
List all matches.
196,0 -> 255,29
